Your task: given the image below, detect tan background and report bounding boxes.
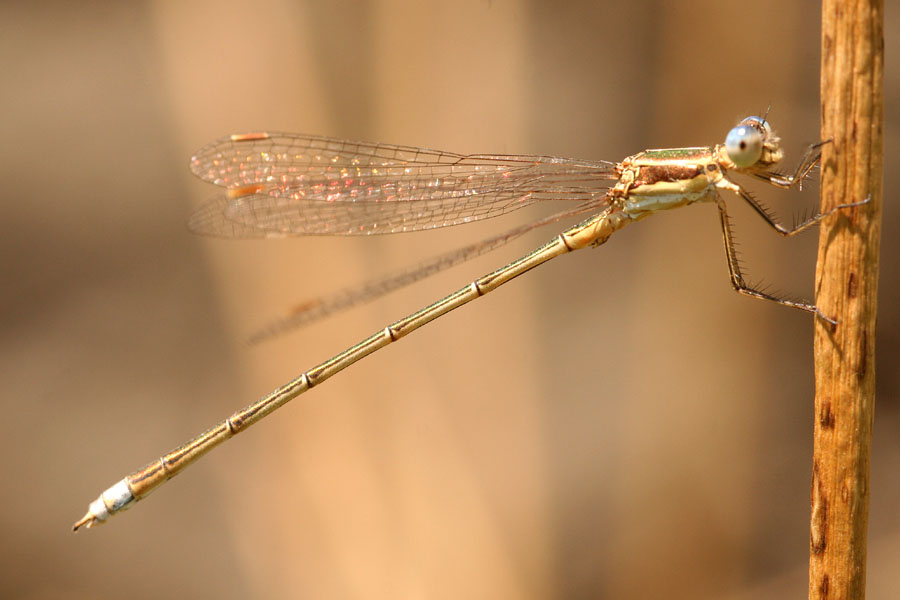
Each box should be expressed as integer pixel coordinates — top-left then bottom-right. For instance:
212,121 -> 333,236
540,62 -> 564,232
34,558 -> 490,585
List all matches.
2,1 -> 898,598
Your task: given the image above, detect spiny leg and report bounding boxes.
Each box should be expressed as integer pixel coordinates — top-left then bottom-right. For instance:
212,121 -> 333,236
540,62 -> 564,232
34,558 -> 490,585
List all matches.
714,198 -> 836,324
721,174 -> 869,237
752,140 -> 829,189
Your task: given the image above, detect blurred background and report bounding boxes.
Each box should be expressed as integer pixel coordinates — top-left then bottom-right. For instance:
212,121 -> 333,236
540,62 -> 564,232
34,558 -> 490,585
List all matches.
1,1 -> 897,598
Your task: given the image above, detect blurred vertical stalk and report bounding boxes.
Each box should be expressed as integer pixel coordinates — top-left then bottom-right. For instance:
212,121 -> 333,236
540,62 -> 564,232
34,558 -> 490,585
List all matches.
811,1 -> 883,599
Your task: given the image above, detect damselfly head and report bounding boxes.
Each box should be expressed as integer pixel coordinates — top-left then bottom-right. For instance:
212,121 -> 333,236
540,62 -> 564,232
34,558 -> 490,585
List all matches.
724,116 -> 783,169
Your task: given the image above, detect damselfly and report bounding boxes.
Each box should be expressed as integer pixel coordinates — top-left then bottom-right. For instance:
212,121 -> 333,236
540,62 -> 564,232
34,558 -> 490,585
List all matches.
74,116 -> 860,530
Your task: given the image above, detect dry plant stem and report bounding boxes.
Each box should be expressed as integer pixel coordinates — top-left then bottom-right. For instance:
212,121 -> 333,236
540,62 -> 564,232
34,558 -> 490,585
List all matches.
811,1 -> 883,599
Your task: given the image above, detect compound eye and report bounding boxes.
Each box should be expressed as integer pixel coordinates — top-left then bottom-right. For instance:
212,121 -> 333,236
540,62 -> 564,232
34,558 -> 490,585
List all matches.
740,115 -> 773,135
725,124 -> 764,167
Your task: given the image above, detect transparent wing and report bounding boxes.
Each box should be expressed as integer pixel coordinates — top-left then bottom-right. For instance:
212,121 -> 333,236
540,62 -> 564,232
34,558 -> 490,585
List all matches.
247,201 -> 603,343
189,132 -> 617,237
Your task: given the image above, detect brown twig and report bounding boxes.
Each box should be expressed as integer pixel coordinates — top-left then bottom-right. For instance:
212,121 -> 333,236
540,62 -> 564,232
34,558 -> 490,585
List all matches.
811,1 -> 883,599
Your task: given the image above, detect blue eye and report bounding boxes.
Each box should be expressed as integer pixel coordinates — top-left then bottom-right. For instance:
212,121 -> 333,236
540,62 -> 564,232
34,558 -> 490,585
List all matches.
725,124 -> 763,167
